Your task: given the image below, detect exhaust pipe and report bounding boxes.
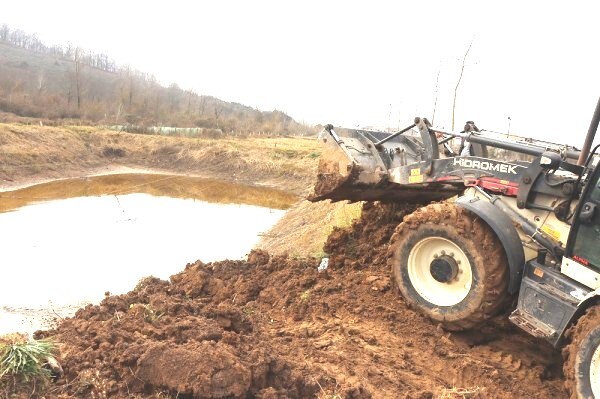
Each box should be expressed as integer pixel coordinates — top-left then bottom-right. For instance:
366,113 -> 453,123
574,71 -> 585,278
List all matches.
577,96 -> 600,166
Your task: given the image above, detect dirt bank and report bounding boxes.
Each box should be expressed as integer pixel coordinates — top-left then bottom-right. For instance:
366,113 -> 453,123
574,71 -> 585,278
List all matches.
29,202 -> 565,399
257,199 -> 362,257
0,123 -> 320,195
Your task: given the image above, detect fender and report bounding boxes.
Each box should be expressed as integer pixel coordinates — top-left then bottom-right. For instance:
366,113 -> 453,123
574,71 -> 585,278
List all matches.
456,195 -> 525,294
570,288 -> 600,325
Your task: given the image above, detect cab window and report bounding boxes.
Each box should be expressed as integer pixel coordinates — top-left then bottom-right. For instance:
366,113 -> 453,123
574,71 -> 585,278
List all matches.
572,171 -> 600,269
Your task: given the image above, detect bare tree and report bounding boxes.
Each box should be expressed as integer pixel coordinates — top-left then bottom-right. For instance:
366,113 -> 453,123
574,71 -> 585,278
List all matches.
451,39 -> 474,131
74,48 -> 83,111
431,61 -> 442,124
36,71 -> 46,95
167,83 -> 181,112
115,102 -> 124,124
197,96 -> 207,116
186,90 -> 195,115
9,79 -> 25,104
214,104 -> 222,128
124,67 -> 134,107
0,23 -> 306,134
0,24 -> 9,41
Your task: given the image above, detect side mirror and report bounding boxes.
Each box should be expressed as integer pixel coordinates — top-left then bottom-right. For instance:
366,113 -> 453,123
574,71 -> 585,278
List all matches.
580,201 -> 597,224
540,151 -> 562,170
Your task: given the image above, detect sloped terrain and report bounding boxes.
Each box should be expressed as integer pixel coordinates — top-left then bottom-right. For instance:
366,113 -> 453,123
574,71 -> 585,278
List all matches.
0,124 -> 321,195
0,38 -> 306,133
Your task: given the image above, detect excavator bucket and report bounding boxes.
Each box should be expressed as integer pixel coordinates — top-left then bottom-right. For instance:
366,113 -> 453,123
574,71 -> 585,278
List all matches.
309,124 -> 463,203
309,126 -> 387,202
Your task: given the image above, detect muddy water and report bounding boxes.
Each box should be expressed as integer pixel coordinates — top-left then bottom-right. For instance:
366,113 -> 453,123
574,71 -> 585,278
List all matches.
0,174 -> 297,335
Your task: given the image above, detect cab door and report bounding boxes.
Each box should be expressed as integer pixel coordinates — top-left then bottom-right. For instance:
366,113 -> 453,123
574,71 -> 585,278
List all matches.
567,163 -> 600,270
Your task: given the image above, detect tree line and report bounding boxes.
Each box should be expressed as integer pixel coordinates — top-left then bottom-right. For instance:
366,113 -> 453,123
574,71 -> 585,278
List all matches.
0,24 -> 308,136
0,24 -> 117,73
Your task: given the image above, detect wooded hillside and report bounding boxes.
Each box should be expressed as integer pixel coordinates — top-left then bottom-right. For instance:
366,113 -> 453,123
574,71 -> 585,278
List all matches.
0,24 -> 308,135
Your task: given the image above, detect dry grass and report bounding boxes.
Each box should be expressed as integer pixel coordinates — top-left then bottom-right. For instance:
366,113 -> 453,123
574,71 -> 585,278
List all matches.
258,200 -> 363,257
0,123 -> 322,195
438,386 -> 485,398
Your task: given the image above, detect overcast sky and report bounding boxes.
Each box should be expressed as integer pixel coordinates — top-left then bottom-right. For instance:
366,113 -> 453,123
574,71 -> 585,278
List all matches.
2,1 -> 600,145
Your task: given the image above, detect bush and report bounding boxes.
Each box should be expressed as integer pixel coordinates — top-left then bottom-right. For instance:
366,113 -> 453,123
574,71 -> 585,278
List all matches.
102,146 -> 126,157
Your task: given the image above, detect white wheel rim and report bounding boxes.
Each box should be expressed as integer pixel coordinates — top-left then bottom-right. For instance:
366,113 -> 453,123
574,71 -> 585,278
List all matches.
407,237 -> 473,306
591,343 -> 600,398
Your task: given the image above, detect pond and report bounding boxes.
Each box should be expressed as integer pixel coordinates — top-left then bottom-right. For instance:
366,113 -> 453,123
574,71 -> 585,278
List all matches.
0,174 -> 297,335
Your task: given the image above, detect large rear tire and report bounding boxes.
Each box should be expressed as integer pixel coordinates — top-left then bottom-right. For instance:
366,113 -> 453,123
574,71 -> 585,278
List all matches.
389,202 -> 509,330
564,305 -> 600,399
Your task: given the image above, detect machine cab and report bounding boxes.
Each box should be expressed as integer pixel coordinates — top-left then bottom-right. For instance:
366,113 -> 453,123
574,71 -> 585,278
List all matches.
563,162 -> 600,288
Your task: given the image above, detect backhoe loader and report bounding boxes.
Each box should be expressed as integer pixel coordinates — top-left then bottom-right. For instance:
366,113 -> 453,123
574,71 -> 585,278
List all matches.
311,98 -> 600,398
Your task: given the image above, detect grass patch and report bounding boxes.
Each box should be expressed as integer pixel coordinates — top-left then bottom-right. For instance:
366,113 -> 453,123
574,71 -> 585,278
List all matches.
258,200 -> 363,258
270,149 -> 299,159
0,334 -> 57,394
0,337 -> 55,381
129,303 -> 164,323
439,386 -> 484,398
330,202 -> 362,228
314,201 -> 363,255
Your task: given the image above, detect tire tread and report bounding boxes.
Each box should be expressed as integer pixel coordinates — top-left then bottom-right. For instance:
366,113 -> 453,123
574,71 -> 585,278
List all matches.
389,201 -> 509,331
563,305 -> 600,399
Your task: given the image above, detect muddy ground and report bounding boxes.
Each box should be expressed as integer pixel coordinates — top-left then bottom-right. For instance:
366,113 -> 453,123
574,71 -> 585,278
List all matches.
28,202 -> 566,399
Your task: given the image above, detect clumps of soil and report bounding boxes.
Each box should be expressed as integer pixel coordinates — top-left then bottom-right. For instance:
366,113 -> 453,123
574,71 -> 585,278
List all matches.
324,201 -> 418,269
37,202 -> 566,398
38,258 -> 328,399
309,157 -> 352,201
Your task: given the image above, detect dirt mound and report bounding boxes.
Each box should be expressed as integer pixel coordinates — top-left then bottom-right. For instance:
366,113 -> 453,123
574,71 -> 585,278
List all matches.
324,201 -> 417,269
36,202 -> 567,398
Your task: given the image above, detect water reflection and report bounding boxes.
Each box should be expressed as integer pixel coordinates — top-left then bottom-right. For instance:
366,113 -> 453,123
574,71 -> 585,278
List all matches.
0,173 -> 298,213
0,174 -> 294,335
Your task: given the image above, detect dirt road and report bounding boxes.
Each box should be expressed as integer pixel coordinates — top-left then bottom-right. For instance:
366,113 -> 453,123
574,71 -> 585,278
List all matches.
35,202 -> 566,398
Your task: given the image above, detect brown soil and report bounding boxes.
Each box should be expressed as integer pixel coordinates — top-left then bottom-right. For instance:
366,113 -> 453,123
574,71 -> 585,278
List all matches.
309,157 -> 351,200
33,202 -> 566,399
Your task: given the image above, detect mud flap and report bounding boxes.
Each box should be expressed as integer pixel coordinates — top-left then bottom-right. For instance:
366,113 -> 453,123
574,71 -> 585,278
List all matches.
509,260 -> 591,347
456,196 -> 524,294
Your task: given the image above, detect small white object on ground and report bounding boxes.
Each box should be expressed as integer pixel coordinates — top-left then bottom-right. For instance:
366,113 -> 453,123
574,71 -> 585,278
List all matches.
318,257 -> 329,272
